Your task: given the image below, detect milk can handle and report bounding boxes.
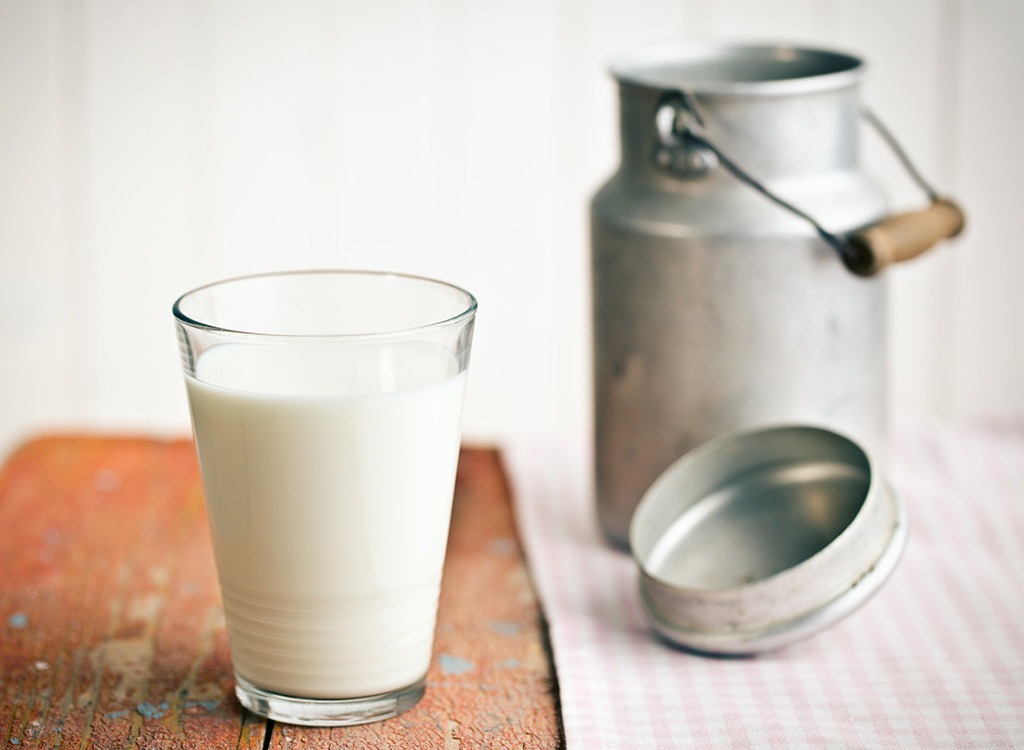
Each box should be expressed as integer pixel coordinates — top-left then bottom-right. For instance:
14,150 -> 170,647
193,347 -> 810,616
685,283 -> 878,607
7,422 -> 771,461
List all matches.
656,91 -> 966,277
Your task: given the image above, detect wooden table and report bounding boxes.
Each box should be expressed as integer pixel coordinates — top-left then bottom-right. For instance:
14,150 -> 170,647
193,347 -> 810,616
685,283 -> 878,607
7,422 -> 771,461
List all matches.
0,437 -> 562,748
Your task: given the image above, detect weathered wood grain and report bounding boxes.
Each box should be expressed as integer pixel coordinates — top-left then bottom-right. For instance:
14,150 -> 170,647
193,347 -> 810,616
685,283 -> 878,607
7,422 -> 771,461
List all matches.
0,437 -> 560,749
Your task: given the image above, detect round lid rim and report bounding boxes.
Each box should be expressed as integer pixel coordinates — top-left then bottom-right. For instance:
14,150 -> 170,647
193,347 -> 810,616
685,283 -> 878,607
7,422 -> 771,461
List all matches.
639,479 -> 908,654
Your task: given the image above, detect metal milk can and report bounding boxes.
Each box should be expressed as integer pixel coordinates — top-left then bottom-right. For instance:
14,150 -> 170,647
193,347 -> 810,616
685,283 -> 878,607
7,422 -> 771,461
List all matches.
591,42 -> 963,548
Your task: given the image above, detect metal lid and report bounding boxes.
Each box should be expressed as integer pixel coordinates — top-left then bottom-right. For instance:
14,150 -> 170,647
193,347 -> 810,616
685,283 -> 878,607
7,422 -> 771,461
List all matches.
629,424 -> 907,655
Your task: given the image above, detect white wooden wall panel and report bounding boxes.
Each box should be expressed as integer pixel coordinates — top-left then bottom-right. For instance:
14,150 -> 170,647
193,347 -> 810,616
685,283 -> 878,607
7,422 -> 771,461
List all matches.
951,0 -> 1024,417
704,0 -> 824,39
831,0 -> 960,418
81,0 -> 196,430
0,0 -> 1020,458
0,1 -> 70,443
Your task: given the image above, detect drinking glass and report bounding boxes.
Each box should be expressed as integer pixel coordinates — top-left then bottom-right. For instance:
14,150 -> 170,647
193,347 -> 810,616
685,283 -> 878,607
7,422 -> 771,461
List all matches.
173,270 -> 476,726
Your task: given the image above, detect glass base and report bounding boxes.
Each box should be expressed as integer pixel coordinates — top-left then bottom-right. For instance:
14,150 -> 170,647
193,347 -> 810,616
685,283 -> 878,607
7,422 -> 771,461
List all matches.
234,674 -> 426,727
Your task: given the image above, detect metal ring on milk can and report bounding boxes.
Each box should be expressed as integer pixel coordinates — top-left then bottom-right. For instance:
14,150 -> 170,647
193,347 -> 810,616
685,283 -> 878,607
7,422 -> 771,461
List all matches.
653,95 -> 717,179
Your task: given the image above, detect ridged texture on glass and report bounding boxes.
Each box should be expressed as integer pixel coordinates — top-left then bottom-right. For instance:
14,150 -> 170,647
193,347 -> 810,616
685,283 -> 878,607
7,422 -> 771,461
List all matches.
223,583 -> 441,699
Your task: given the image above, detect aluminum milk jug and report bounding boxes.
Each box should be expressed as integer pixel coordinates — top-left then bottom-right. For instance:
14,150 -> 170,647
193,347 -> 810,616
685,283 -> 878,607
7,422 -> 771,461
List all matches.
591,41 -> 962,548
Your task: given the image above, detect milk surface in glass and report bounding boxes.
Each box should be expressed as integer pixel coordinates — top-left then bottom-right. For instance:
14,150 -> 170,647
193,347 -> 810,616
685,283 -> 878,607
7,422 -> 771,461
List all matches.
186,341 -> 466,699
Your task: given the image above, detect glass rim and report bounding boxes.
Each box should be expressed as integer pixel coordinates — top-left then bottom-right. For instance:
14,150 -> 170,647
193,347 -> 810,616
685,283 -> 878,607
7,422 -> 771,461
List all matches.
172,269 -> 478,340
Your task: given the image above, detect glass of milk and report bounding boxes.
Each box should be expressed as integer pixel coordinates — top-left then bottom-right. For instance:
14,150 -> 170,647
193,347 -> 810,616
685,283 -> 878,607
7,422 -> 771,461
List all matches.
172,270 -> 476,726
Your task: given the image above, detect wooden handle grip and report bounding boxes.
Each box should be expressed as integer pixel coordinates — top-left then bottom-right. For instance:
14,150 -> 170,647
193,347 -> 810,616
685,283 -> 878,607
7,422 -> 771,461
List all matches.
847,198 -> 966,276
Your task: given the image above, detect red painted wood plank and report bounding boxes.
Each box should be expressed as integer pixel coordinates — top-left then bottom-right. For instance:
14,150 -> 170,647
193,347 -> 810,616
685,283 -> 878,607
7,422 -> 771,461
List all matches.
0,437 -> 262,749
0,438 -> 560,749
271,450 -> 562,749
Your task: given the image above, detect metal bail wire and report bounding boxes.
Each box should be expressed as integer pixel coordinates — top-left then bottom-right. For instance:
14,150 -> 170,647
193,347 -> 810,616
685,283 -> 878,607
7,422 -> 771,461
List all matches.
654,89 -> 944,274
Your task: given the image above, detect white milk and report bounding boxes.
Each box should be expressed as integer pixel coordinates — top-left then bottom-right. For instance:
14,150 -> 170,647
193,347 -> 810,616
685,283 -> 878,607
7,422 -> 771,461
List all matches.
186,342 -> 466,699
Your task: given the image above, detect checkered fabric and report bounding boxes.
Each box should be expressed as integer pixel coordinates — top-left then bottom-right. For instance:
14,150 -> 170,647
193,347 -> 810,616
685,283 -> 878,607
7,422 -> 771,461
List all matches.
509,420 -> 1024,749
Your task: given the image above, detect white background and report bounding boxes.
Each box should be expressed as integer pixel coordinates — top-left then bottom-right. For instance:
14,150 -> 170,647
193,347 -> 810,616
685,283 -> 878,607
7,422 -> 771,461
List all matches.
1,0 -> 1021,459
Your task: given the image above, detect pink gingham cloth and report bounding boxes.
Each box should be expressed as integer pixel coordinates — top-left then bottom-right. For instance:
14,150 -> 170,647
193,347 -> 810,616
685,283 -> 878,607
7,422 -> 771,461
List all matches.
508,419 -> 1024,749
